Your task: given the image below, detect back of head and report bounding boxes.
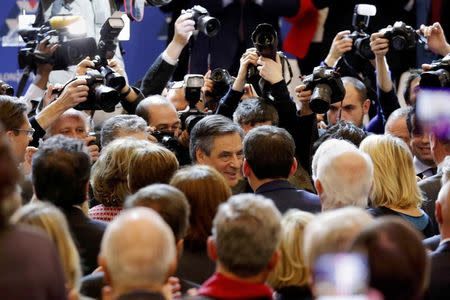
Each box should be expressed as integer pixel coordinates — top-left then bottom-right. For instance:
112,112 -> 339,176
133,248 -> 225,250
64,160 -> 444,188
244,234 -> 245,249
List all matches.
128,144 -> 179,194
32,135 -> 91,208
244,125 -> 295,180
316,149 -> 373,210
232,98 -> 279,127
170,165 -> 231,244
0,95 -> 27,131
11,202 -> 81,290
313,121 -> 367,155
101,114 -> 148,147
359,134 -> 422,209
267,209 -> 315,289
212,193 -> 282,278
442,155 -> 450,185
91,138 -> 151,207
136,95 -> 173,124
189,115 -> 243,163
312,138 -> 356,179
303,207 -> 373,272
351,217 -> 429,300
100,207 -> 176,289
125,184 -> 190,241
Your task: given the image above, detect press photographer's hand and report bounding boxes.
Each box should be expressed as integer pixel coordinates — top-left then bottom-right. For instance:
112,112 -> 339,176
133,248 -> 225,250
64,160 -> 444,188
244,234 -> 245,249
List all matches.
233,48 -> 258,92
257,55 -> 283,84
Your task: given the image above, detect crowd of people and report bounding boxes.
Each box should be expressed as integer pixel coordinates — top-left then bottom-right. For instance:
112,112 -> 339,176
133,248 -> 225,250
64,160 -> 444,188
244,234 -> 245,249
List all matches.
1,0 -> 450,299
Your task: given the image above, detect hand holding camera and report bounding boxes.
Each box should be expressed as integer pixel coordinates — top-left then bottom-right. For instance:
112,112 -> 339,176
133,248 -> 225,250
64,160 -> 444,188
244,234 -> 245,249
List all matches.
257,55 -> 283,85
370,32 -> 389,58
56,78 -> 89,110
325,31 -> 353,67
419,22 -> 450,57
173,13 -> 196,47
234,48 -> 259,92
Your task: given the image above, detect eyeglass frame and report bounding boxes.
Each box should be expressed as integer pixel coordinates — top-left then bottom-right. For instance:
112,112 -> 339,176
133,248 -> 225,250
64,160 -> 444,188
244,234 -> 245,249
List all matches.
12,128 -> 35,138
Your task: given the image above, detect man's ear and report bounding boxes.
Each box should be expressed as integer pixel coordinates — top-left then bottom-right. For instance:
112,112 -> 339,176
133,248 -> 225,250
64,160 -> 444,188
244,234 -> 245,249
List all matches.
207,236 -> 218,262
289,158 -> 298,177
436,201 -> 443,225
267,249 -> 280,271
243,159 -> 252,178
196,148 -> 206,164
314,179 -> 323,196
363,99 -> 371,115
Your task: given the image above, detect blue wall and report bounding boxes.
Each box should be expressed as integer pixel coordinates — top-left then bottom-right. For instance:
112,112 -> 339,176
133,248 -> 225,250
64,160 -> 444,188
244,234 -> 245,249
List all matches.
0,0 -> 167,93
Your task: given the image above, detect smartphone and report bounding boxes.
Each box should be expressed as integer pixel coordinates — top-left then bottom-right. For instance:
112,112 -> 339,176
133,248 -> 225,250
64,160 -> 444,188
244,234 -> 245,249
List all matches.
314,253 -> 369,300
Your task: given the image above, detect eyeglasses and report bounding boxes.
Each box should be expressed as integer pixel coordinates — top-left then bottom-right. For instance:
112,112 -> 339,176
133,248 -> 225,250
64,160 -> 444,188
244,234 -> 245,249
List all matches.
13,128 -> 35,138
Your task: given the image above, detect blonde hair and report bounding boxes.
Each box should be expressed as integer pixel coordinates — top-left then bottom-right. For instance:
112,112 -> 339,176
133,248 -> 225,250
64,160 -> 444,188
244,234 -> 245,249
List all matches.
170,165 -> 231,243
128,144 -> 179,193
91,138 -> 151,207
359,135 -> 423,209
267,209 -> 314,289
11,202 -> 81,290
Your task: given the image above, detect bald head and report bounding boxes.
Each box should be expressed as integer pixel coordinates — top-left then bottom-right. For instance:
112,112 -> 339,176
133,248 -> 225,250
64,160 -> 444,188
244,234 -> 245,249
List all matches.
136,95 -> 181,135
385,107 -> 412,146
100,207 -> 176,290
315,149 -> 373,211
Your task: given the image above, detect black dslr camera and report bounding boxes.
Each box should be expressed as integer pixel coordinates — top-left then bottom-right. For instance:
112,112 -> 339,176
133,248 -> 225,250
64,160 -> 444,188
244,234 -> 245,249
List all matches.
73,14 -> 126,112
420,54 -> 450,88
380,21 -> 417,51
347,4 -> 376,60
184,6 -> 221,37
74,70 -> 121,112
247,23 -> 279,97
205,68 -> 234,99
303,66 -> 346,114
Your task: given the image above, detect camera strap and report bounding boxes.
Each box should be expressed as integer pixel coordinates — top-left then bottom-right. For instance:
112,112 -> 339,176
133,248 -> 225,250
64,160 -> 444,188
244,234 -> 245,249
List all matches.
278,51 -> 293,85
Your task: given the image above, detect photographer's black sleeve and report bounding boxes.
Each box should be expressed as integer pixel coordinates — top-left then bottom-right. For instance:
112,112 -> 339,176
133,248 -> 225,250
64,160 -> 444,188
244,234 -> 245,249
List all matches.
140,54 -> 177,97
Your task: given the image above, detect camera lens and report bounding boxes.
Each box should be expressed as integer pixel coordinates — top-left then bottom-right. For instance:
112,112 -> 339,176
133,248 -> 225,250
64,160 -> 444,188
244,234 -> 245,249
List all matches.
391,36 -> 406,51
198,16 -> 220,37
420,70 -> 450,88
309,83 -> 333,114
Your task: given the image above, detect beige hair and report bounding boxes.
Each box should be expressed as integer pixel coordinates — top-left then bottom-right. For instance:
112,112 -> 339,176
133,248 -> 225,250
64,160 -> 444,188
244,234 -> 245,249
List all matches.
11,202 -> 81,290
360,134 -> 423,209
170,165 -> 231,244
303,207 -> 373,271
91,138 -> 151,207
128,144 -> 179,193
267,209 -> 315,289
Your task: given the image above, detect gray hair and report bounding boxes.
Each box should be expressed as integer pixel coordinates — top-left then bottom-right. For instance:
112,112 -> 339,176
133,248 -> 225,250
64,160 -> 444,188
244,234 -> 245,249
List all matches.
100,114 -> 148,147
385,107 -> 413,132
312,139 -> 356,179
316,149 -> 373,210
100,207 -> 176,287
232,98 -> 279,127
46,109 -> 89,138
189,115 -> 243,163
212,193 -> 281,277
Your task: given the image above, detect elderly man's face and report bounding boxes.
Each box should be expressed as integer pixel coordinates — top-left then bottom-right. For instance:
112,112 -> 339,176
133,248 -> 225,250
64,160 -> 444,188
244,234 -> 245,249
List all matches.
327,84 -> 369,128
196,132 -> 244,187
385,117 -> 411,146
50,115 -> 87,140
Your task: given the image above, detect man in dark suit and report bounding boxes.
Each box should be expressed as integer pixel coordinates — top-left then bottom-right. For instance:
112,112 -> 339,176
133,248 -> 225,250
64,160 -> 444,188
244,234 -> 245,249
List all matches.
32,135 -> 107,275
243,125 -> 321,213
428,182 -> 450,299
419,132 -> 450,234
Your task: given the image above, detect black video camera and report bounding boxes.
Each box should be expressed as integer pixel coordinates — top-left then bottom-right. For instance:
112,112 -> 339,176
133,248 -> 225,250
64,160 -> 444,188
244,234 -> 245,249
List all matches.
420,54 -> 450,88
347,4 -> 376,60
380,21 -> 417,52
184,6 -> 220,37
303,66 -> 346,114
18,25 -> 97,71
206,68 -> 234,99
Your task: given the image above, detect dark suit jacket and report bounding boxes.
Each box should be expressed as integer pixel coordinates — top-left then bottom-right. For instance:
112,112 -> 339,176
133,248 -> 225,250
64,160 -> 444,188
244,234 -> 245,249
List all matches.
419,171 -> 443,235
140,54 -> 177,98
63,206 -> 107,275
423,234 -> 441,252
0,225 -> 67,300
255,180 -> 321,214
427,241 -> 450,299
